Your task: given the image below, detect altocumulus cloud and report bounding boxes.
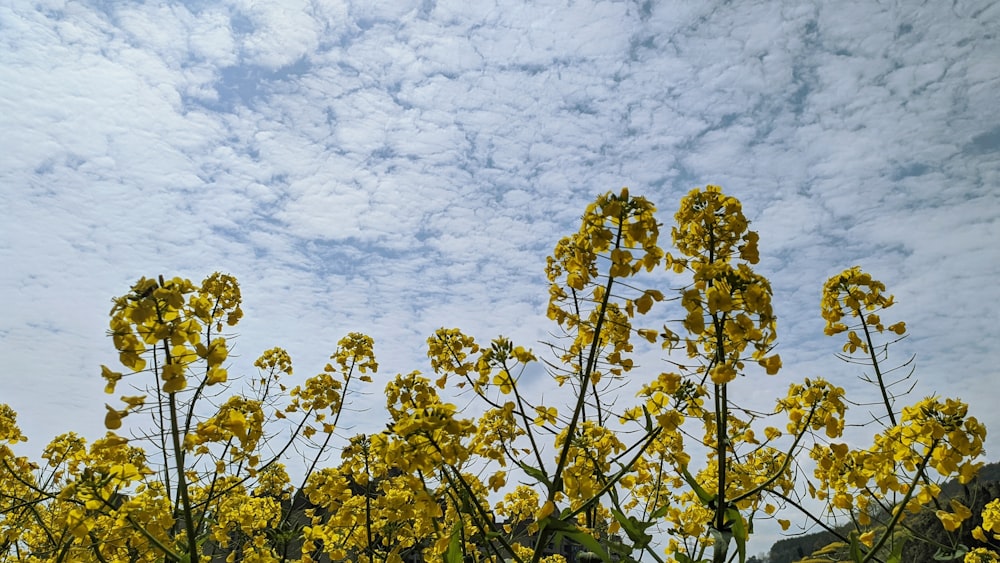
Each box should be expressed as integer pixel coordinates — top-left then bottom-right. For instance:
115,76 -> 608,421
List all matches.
1,0 -> 998,553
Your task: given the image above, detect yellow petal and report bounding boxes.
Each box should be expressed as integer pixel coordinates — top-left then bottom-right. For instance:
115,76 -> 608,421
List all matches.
104,405 -> 123,430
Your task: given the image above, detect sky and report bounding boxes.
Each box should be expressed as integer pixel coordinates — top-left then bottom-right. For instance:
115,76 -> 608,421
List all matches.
2,0 -> 999,556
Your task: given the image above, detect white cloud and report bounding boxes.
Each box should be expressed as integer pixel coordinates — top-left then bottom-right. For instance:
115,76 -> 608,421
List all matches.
233,0 -> 324,69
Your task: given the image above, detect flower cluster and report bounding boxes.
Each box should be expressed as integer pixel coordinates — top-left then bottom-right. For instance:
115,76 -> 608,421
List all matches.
545,188 -> 663,382
821,266 -> 906,347
811,395 -> 986,536
104,273 -> 241,400
670,186 -> 780,384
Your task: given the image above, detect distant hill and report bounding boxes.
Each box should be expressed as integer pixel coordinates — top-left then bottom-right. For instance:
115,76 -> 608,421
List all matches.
766,461 -> 1000,563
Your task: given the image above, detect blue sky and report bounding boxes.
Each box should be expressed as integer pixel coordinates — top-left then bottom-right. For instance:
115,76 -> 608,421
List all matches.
2,0 -> 999,555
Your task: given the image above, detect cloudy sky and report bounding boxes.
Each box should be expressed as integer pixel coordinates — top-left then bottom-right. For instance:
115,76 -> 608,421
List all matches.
2,0 -> 998,554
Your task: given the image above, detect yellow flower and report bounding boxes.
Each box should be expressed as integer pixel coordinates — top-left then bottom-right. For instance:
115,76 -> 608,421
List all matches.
684,309 -> 706,334
65,508 -> 93,539
108,463 -> 143,481
488,471 -> 507,491
637,328 -> 658,343
206,366 -> 228,385
982,499 -> 1000,537
104,404 -> 124,430
536,500 -> 556,521
101,365 -> 124,394
959,461 -> 984,484
706,286 -> 733,313
120,394 -> 146,409
710,363 -> 737,384
936,499 -> 972,532
533,406 -> 558,426
759,354 -> 781,375
493,370 -> 514,394
965,548 -> 1000,563
220,410 -> 249,442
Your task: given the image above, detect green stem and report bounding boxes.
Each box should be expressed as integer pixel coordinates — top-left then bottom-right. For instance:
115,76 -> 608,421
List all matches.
705,225 -> 731,563
506,358 -> 550,480
164,343 -> 199,563
125,513 -> 184,561
551,219 -> 624,501
426,445 -> 525,563
859,315 -> 896,426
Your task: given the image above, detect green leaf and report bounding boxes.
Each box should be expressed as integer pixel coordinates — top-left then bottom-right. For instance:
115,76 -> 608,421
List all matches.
932,544 -> 968,561
536,514 -> 574,535
610,508 -> 653,550
608,484 -> 621,506
445,521 -> 463,563
885,532 -> 910,563
726,507 -> 747,563
517,461 -> 552,488
848,531 -> 863,563
650,502 -> 671,519
710,527 -> 732,562
539,517 -> 611,562
813,541 -> 847,556
564,530 -> 611,562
